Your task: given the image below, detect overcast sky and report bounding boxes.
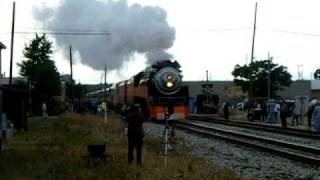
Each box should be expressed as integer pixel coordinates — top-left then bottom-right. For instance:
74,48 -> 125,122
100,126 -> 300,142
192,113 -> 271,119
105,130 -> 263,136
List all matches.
1,0 -> 320,84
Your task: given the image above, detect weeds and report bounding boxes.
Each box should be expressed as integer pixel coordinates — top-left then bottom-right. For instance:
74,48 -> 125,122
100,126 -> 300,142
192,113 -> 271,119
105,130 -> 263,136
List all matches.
0,113 -> 240,180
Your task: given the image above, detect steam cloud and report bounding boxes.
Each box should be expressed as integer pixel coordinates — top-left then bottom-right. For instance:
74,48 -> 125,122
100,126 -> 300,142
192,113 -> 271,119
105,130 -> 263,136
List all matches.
32,0 -> 175,70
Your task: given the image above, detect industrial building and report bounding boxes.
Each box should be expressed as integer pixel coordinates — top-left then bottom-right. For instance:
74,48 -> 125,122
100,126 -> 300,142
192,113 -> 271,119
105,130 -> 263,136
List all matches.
182,80 -> 318,104
0,42 -> 29,144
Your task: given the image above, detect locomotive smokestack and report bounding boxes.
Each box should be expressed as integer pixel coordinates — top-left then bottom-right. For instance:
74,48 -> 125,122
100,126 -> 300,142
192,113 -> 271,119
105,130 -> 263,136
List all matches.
33,0 -> 175,71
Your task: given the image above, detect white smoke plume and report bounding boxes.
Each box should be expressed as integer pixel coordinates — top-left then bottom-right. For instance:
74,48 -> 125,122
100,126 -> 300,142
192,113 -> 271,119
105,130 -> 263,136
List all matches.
32,0 -> 175,70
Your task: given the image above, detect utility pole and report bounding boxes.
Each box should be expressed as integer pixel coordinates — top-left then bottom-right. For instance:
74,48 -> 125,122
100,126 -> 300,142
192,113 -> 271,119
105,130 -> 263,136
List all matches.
100,74 -> 103,93
104,65 -> 107,103
250,2 -> 258,64
267,52 -> 271,100
249,2 -> 258,102
206,70 -> 209,93
246,2 -> 258,120
69,46 -> 73,114
9,1 -> 16,85
206,70 -> 209,114
297,64 -> 303,80
104,65 -> 107,123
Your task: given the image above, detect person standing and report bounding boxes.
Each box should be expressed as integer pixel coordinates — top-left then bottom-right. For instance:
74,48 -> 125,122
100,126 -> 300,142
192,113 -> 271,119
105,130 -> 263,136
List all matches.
223,102 -> 230,120
275,101 -> 280,123
261,101 -> 267,122
255,103 -> 262,121
280,100 -> 289,128
42,102 -> 48,119
292,103 -> 299,126
247,101 -> 255,121
101,101 -> 107,113
127,104 -> 145,165
120,104 -> 128,130
97,103 -> 102,116
101,101 -> 107,118
307,104 -> 315,128
313,101 -> 320,131
267,100 -> 276,123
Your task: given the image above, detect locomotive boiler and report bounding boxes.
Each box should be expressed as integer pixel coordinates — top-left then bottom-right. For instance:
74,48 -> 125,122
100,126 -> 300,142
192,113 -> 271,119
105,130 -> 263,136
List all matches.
117,60 -> 189,120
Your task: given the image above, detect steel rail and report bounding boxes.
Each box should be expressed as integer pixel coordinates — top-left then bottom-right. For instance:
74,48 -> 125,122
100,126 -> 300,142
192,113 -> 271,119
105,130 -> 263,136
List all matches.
187,115 -> 320,139
174,122 -> 320,166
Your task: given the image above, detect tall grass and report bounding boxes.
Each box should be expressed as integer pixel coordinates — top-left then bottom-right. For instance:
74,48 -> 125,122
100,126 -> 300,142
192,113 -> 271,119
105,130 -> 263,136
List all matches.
0,114 -> 241,180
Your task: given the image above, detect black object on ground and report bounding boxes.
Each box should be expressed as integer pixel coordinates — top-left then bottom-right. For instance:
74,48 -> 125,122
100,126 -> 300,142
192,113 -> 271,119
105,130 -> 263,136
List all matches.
84,144 -> 106,166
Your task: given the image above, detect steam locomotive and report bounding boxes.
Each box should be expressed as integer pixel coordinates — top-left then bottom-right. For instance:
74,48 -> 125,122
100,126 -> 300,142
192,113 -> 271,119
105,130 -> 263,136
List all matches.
117,60 -> 189,120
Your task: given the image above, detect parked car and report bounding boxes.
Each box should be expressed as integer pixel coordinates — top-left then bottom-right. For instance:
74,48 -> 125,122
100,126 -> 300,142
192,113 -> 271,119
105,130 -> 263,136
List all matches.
236,102 -> 247,111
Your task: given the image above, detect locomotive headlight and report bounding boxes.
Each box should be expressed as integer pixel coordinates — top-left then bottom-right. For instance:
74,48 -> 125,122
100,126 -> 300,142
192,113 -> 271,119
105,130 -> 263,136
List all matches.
166,81 -> 174,88
153,66 -> 182,95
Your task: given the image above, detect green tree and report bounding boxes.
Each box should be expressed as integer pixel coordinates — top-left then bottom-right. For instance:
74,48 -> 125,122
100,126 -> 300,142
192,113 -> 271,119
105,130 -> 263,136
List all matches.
74,83 -> 87,102
65,80 -> 87,103
232,59 -> 292,98
18,34 -> 61,114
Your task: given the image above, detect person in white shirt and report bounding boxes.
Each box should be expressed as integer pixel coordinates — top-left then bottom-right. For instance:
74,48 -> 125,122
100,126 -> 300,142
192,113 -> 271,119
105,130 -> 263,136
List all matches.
42,102 -> 48,119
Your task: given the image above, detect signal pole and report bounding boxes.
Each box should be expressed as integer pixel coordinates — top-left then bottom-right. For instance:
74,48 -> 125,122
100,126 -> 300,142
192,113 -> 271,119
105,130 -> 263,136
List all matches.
9,2 -> 16,85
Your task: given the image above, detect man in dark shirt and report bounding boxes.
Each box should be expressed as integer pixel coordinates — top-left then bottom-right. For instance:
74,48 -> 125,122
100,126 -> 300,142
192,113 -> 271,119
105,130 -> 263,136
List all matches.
280,100 -> 289,128
223,102 -> 230,120
126,104 -> 145,165
260,101 -> 267,122
307,104 -> 315,128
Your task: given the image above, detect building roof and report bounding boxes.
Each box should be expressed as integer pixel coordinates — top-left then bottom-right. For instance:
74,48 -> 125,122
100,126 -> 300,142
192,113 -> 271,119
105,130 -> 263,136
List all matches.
0,42 -> 6,49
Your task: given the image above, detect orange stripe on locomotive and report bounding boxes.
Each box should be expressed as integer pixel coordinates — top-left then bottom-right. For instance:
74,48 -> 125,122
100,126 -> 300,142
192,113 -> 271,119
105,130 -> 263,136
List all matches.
150,105 -> 188,120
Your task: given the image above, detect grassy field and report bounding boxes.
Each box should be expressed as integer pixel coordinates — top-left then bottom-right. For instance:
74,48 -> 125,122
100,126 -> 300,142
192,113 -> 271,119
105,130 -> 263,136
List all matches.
0,114 -> 240,180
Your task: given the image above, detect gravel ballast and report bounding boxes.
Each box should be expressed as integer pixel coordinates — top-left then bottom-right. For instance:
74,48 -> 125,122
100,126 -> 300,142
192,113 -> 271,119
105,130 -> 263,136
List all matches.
144,122 -> 320,180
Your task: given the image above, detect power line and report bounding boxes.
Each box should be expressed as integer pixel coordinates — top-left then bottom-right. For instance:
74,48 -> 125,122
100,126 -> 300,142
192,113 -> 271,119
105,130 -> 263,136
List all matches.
0,31 -> 110,36
206,27 -> 251,32
0,27 -> 251,34
16,31 -> 110,36
207,27 -> 320,37
190,27 -> 320,37
258,28 -> 320,37
15,27 -> 109,32
1,27 -> 320,37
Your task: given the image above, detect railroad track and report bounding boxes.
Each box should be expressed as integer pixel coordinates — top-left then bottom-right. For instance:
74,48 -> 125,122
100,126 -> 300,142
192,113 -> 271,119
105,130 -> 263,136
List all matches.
173,121 -> 320,166
187,115 -> 320,139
